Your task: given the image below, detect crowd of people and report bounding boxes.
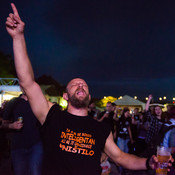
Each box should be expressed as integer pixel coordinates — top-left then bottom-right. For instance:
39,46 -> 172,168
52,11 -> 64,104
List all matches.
88,98 -> 175,175
0,94 -> 175,175
0,2 -> 174,175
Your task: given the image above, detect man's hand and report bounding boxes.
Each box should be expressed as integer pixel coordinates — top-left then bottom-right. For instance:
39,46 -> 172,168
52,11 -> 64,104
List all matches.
104,112 -> 109,118
6,3 -> 25,39
9,121 -> 23,130
148,94 -> 153,101
149,155 -> 174,171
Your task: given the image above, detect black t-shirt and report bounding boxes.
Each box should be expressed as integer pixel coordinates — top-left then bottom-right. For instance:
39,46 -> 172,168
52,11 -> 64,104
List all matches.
98,111 -> 114,132
117,117 -> 131,139
3,97 -> 41,150
88,110 -> 96,118
41,104 -> 111,175
134,114 -> 140,121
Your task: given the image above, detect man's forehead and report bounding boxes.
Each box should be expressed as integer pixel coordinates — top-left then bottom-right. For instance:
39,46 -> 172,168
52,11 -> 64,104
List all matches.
67,78 -> 87,87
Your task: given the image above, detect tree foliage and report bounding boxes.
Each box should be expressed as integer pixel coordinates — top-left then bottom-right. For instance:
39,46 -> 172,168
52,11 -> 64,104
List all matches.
36,75 -> 66,96
0,52 -> 16,78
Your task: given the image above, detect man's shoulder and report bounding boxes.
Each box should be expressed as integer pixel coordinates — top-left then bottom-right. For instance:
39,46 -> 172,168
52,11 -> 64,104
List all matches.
48,104 -> 63,115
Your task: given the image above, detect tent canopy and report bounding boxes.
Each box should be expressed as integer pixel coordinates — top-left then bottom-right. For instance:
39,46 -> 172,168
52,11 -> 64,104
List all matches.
114,95 -> 145,110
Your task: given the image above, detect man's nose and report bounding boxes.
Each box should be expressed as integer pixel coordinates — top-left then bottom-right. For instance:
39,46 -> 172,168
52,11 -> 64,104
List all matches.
78,83 -> 83,87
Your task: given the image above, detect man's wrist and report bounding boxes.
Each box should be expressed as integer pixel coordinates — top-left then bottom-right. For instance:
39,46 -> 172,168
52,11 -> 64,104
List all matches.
146,157 -> 151,170
8,123 -> 13,129
13,34 -> 25,41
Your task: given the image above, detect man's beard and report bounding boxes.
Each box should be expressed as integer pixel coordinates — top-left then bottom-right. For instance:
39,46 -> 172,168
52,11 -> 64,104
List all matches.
67,91 -> 90,109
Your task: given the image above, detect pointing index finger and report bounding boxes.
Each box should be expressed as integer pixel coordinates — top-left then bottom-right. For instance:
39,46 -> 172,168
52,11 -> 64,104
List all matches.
11,3 -> 20,18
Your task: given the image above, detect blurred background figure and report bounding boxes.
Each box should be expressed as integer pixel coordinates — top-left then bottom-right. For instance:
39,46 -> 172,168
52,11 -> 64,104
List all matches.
100,152 -> 111,175
162,106 -> 175,175
98,102 -> 115,132
0,100 -> 10,167
88,100 -> 100,120
2,93 -> 43,175
116,107 -> 133,175
144,95 -> 166,149
134,113 -> 149,156
131,108 -> 142,145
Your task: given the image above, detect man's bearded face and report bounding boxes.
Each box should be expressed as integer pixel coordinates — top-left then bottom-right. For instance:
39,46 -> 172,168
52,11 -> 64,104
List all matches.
67,87 -> 90,109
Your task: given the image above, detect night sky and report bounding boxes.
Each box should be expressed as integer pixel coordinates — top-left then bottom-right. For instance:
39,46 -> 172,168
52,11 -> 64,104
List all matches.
1,0 -> 175,100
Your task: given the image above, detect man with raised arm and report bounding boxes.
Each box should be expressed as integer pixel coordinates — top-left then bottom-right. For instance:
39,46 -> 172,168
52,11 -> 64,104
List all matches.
5,3 -> 172,175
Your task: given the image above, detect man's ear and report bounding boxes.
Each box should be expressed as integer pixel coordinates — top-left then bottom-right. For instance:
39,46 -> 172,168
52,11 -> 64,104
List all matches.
63,93 -> 68,101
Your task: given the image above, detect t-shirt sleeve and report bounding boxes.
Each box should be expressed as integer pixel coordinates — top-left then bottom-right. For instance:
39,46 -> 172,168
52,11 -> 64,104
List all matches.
99,122 -> 111,151
41,104 -> 60,128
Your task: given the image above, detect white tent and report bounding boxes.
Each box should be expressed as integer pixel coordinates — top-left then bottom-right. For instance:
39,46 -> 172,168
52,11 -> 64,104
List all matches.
114,95 -> 145,110
0,78 -> 22,106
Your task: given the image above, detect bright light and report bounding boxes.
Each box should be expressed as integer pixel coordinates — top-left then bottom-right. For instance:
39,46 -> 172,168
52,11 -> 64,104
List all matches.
3,94 -> 15,101
104,96 -> 106,99
163,96 -> 166,100
159,97 -> 162,101
59,97 -> 68,109
134,96 -> 137,100
146,97 -> 148,100
173,98 -> 175,101
119,96 -> 122,99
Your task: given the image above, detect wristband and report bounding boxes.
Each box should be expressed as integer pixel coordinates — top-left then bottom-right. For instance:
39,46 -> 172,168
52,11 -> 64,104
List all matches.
146,157 -> 151,170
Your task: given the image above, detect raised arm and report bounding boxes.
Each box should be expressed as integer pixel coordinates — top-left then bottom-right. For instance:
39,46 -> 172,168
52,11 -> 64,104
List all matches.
145,94 -> 152,111
5,3 -> 52,124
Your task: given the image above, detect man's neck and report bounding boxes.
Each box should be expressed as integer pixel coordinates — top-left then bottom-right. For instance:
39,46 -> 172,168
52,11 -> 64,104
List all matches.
67,105 -> 88,116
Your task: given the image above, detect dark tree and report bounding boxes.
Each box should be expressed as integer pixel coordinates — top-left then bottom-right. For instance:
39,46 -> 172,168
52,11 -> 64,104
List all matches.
36,75 -> 66,96
0,52 -> 16,78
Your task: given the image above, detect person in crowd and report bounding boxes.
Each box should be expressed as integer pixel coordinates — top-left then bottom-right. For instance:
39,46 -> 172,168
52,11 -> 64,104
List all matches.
0,101 -> 9,127
0,100 -> 10,166
131,108 -> 142,143
116,107 -> 134,174
163,106 -> 175,149
5,3 -> 173,175
2,93 -> 43,175
144,95 -> 165,148
162,106 -> 175,175
111,103 -> 117,114
111,103 -> 118,142
132,108 -> 142,124
162,104 -> 174,122
88,100 -> 100,120
98,102 -> 115,132
134,113 -> 149,156
116,108 -> 134,153
100,152 -> 111,175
